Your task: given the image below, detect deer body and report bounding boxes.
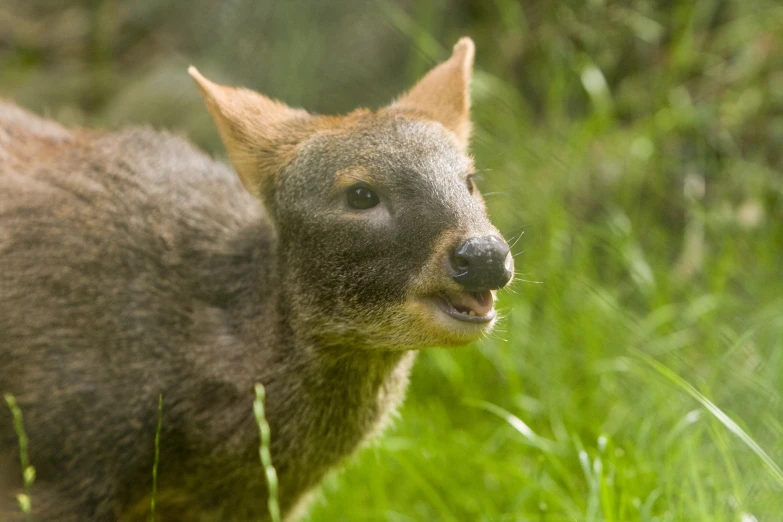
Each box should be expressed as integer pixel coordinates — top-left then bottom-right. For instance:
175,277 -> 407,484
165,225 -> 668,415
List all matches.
0,39 -> 513,521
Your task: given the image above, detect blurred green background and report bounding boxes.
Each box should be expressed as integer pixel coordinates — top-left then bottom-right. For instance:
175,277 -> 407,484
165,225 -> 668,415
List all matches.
2,1 -> 783,520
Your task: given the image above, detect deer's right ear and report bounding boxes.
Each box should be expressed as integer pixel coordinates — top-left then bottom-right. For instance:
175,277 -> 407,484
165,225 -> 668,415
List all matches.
188,67 -> 310,199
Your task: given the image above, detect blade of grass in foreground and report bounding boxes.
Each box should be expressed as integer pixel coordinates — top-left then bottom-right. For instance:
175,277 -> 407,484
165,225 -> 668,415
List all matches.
4,393 -> 35,522
632,348 -> 783,488
254,383 -> 281,522
464,398 -> 560,454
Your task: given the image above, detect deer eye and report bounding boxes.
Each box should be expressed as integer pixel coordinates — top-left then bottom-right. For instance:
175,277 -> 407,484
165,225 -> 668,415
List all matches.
346,185 -> 379,210
466,174 -> 476,195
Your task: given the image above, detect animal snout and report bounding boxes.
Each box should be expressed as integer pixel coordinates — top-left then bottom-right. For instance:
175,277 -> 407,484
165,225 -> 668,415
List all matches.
449,235 -> 513,291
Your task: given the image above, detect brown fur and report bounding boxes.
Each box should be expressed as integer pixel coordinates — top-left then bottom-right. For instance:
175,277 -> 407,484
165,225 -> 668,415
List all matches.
0,38 -> 511,521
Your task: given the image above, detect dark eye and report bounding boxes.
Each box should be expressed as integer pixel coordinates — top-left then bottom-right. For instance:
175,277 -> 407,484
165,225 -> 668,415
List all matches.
466,174 -> 476,195
346,185 -> 380,210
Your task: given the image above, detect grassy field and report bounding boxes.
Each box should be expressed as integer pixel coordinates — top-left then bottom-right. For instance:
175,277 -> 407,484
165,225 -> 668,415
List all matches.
2,1 -> 782,520
311,3 -> 783,520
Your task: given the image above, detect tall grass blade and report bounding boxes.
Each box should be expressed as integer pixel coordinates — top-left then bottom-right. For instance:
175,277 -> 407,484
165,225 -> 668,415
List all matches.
254,383 -> 281,522
465,398 -> 560,453
4,393 -> 35,522
633,349 -> 783,488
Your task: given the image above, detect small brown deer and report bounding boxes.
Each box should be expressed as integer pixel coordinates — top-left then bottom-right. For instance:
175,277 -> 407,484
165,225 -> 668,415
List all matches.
0,37 -> 513,521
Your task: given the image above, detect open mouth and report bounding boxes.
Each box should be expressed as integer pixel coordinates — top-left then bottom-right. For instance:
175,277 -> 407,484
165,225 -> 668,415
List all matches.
434,290 -> 496,323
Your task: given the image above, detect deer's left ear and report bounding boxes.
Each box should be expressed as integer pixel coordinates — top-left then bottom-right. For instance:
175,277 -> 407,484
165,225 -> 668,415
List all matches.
393,37 -> 475,151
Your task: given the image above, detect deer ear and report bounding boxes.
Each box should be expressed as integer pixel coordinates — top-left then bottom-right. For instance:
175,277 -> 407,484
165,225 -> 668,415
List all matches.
393,37 -> 475,150
188,67 -> 310,199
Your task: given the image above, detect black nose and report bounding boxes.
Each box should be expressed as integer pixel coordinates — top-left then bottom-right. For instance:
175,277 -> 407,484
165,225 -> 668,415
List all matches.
450,235 -> 513,291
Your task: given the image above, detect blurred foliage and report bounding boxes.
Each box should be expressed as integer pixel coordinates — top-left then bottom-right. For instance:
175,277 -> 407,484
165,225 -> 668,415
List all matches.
2,0 -> 783,521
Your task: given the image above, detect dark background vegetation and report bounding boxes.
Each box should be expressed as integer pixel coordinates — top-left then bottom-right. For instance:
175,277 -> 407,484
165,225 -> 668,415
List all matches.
2,1 -> 782,520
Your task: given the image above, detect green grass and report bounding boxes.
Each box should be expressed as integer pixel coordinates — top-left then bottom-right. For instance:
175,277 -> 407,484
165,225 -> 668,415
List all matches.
302,3 -> 783,520
303,225 -> 783,520
5,393 -> 35,522
303,199 -> 783,521
2,0 -> 782,520
254,383 -> 282,522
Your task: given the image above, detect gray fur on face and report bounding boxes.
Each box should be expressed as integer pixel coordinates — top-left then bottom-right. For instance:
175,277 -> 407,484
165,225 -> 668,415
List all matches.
277,113 -> 496,346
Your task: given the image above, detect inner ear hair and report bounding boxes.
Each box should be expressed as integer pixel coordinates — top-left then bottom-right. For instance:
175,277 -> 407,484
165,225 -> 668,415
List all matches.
188,66 -> 311,199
